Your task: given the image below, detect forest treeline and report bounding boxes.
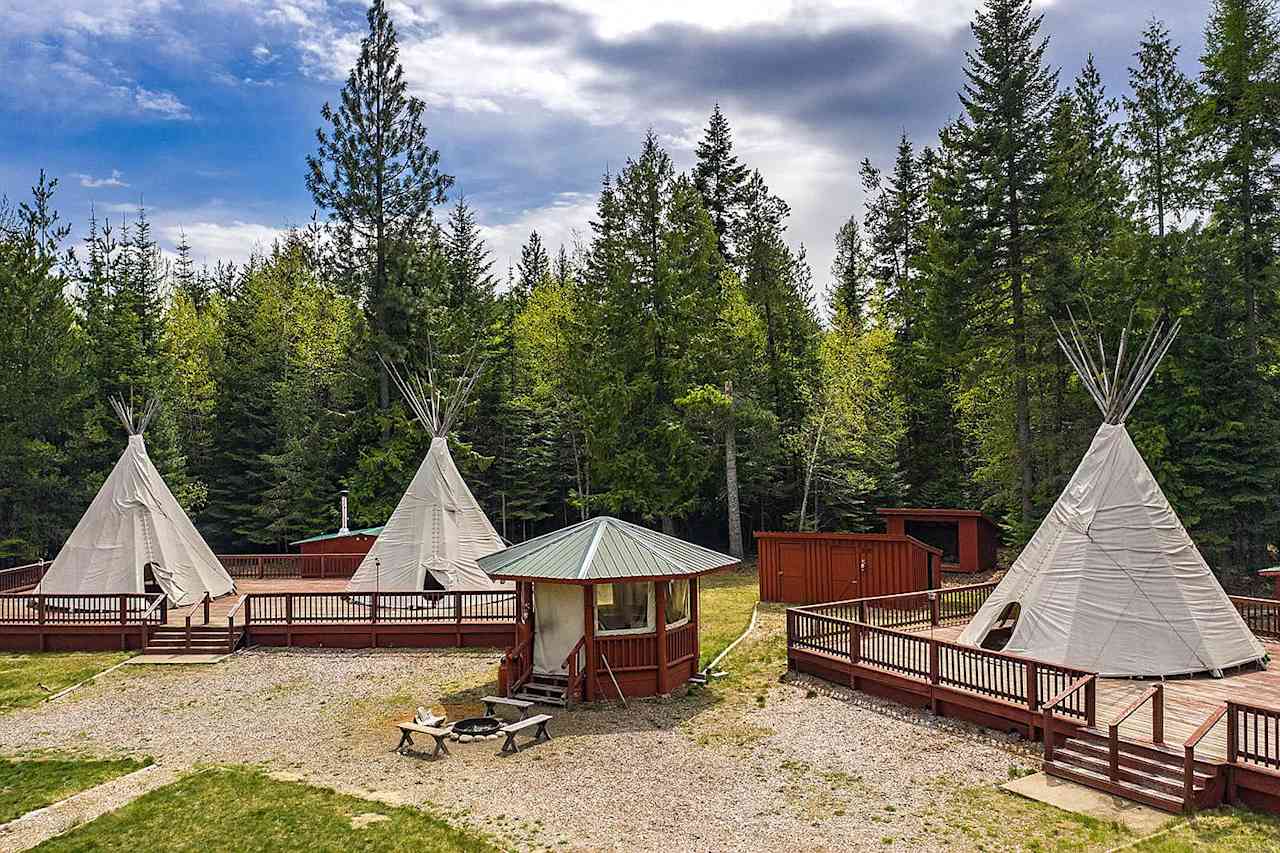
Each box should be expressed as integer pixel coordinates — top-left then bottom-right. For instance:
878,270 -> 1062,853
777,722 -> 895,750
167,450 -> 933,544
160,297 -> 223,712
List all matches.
2,0 -> 1279,579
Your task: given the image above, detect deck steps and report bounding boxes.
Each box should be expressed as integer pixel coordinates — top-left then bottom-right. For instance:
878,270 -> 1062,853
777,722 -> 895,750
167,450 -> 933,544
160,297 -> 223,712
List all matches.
145,625 -> 242,655
1044,727 -> 1224,813
513,672 -> 569,707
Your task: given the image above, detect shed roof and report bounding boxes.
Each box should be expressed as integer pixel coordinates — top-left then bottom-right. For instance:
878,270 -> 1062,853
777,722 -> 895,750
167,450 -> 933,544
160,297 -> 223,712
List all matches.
289,525 -> 384,546
479,517 -> 738,583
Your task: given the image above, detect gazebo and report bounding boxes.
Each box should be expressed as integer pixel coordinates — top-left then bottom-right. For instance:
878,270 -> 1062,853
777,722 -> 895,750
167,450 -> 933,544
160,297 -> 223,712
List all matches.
480,517 -> 738,703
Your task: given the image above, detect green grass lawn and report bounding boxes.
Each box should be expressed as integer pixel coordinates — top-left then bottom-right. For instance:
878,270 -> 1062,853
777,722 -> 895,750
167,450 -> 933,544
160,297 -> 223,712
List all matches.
0,756 -> 150,824
0,652 -> 133,713
31,767 -> 499,852
697,564 -> 761,670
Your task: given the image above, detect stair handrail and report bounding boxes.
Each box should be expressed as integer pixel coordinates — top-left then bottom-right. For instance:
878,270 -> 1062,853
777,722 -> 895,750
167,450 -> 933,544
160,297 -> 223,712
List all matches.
1107,683 -> 1164,781
226,594 -> 248,651
139,593 -> 167,624
504,634 -> 534,695
1042,674 -> 1096,763
561,635 -> 586,706
1182,703 -> 1228,812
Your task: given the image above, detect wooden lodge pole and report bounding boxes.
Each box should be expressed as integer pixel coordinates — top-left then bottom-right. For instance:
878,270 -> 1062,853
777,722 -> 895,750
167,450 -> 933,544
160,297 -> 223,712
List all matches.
583,585 -> 597,702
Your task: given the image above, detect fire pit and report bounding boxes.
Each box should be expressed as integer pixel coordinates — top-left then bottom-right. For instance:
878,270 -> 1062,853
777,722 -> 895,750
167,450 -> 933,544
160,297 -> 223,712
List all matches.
450,716 -> 503,742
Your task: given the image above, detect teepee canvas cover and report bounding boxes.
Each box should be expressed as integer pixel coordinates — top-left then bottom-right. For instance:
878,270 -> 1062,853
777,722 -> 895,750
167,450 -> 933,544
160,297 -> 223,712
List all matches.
346,360 -> 508,593
958,317 -> 1265,677
39,398 -> 234,607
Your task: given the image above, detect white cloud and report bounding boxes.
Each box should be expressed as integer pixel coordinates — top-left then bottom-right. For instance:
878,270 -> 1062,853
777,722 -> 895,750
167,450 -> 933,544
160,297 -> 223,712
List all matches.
479,191 -> 598,279
160,220 -> 287,264
134,87 -> 192,120
77,169 -> 129,188
252,43 -> 274,63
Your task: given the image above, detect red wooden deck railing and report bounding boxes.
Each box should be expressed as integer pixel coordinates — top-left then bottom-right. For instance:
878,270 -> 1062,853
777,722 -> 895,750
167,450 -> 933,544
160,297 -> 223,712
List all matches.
787,584 -> 1095,726
1230,699 -> 1280,771
1230,596 -> 1280,639
0,561 -> 49,593
666,621 -> 697,665
0,593 -> 166,625
241,590 -> 517,625
216,554 -> 366,579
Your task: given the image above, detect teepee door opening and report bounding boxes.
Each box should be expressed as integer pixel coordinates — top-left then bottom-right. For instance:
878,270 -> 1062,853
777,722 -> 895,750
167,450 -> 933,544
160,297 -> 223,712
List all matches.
979,602 -> 1021,651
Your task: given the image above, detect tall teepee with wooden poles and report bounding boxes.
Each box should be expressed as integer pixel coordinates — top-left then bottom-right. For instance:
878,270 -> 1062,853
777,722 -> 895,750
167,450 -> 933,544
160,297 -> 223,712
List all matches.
38,396 -> 234,607
958,314 -> 1265,677
346,357 -> 509,593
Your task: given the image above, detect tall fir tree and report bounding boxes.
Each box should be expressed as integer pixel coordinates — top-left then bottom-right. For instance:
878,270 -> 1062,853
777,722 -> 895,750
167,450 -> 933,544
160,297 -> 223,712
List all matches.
693,104 -> 749,262
306,0 -> 452,416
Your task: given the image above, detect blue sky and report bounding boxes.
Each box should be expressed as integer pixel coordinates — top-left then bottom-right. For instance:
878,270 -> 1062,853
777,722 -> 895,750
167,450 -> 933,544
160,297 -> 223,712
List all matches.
0,1 -> 1210,296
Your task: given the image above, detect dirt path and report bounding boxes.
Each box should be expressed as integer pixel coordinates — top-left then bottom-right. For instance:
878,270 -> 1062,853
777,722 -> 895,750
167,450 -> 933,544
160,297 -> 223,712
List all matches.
0,764 -> 182,852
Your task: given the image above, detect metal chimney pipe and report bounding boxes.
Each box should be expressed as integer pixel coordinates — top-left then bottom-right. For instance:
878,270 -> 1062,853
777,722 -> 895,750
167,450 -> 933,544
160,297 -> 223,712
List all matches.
339,490 -> 350,535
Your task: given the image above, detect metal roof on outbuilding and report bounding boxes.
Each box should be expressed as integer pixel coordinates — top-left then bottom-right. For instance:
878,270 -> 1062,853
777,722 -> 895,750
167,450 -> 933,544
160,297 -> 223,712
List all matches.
478,517 -> 738,583
289,525 -> 384,546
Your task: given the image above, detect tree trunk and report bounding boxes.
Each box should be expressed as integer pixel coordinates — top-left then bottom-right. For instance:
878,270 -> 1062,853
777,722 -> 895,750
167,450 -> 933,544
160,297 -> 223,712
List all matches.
1009,181 -> 1033,525
724,382 -> 743,558
662,515 -> 675,535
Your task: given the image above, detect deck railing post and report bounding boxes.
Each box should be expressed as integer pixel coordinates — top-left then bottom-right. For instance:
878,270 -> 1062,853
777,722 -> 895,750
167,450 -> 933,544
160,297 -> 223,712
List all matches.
160,596 -> 167,624
1108,724 -> 1120,781
371,592 -> 380,624
1025,661 -> 1038,713
119,594 -> 127,626
1086,677 -> 1097,728
203,593 -> 210,625
257,556 -> 264,579
37,595 -> 45,625
1227,702 -> 1238,764
929,591 -> 940,627
285,594 -> 293,625
244,596 -> 250,628
455,592 -> 463,625
850,622 -> 862,665
1153,684 -> 1164,744
1044,707 -> 1055,762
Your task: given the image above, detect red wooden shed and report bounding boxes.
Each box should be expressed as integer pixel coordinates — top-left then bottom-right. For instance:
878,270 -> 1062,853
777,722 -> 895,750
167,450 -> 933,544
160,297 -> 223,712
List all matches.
291,526 -> 382,557
875,508 -> 1001,574
754,531 -> 941,605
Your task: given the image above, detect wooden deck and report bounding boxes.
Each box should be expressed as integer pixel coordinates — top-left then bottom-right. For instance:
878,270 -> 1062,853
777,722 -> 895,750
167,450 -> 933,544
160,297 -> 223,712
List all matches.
895,625 -> 1280,763
163,579 -> 351,626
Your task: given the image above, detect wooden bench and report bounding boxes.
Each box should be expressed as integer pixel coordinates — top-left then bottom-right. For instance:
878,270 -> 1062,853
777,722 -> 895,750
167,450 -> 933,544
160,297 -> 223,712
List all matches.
482,695 -> 534,720
499,714 -> 552,755
396,721 -> 454,758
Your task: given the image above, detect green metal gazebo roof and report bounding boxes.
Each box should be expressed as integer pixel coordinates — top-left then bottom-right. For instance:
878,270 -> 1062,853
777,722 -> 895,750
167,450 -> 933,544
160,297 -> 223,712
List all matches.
478,517 -> 738,583
289,525 -> 384,546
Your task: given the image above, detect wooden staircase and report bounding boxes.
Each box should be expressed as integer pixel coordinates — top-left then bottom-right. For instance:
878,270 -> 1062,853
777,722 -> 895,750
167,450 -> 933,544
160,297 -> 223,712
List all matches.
513,672 -> 570,707
145,624 -> 242,656
1044,727 -> 1224,813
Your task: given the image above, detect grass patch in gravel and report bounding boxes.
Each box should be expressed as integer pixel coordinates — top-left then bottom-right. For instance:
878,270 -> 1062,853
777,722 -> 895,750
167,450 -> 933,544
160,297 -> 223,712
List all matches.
30,766 -> 500,853
931,784 -> 1133,851
0,652 -> 132,712
1128,808 -> 1280,851
697,565 -> 761,670
0,755 -> 150,823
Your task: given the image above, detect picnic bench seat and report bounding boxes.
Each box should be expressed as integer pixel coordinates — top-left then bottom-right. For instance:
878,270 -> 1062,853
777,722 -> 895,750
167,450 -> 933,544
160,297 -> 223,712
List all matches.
499,713 -> 552,755
482,695 -> 534,720
396,721 -> 454,758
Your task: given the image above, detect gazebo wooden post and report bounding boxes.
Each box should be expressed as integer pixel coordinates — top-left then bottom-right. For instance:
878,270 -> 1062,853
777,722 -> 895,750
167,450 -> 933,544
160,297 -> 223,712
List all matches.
656,581 -> 669,695
583,584 -> 597,702
690,577 -> 700,666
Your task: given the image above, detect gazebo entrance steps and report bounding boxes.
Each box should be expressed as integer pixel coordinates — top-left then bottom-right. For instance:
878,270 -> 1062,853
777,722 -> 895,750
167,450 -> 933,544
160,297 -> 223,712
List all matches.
513,672 -> 569,707
144,624 -> 243,656
1044,728 -> 1224,813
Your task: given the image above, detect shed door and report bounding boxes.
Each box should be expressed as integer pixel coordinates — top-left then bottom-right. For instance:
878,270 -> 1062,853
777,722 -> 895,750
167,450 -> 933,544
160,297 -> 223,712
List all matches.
778,542 -> 807,602
830,545 -> 861,601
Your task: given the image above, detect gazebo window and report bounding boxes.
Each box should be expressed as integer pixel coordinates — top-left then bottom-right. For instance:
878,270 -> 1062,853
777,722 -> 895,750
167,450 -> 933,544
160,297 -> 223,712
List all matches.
596,582 -> 654,634
664,579 -> 690,627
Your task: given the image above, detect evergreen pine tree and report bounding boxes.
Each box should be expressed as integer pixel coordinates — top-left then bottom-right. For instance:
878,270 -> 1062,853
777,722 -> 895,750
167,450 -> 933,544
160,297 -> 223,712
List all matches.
693,104 -> 749,261
517,230 -> 550,294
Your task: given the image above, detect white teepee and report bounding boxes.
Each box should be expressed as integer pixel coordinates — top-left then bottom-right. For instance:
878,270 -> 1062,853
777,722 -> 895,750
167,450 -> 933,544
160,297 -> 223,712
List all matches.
958,316 -> 1266,677
346,359 -> 509,593
38,397 -> 234,607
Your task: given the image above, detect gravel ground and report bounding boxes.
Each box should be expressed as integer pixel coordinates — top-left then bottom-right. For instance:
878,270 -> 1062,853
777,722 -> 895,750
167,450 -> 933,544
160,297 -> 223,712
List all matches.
0,616 -> 1037,852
